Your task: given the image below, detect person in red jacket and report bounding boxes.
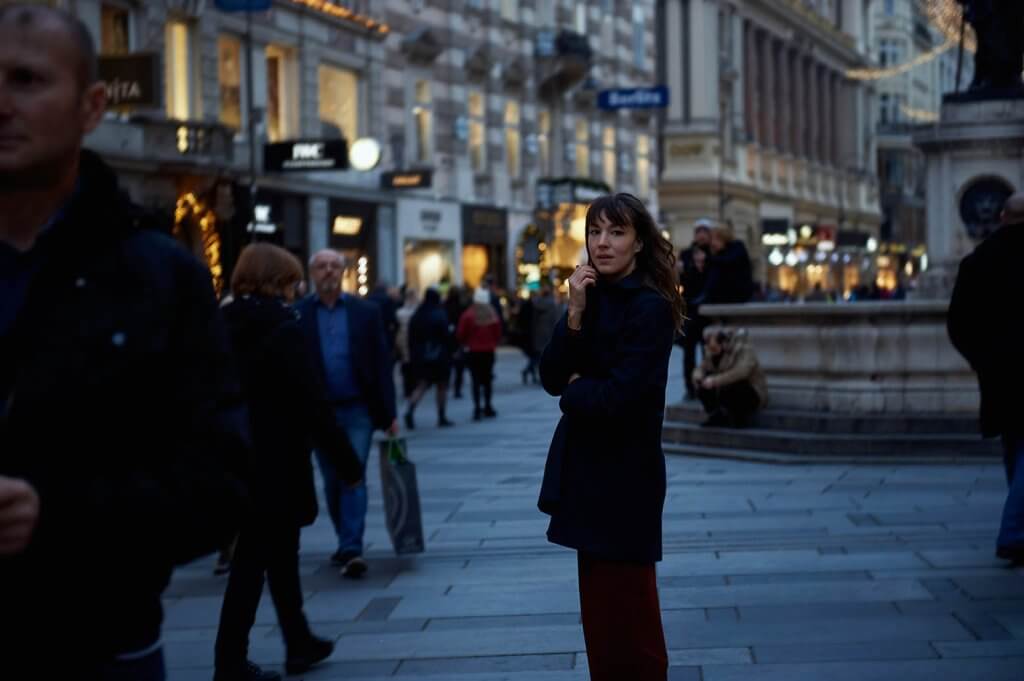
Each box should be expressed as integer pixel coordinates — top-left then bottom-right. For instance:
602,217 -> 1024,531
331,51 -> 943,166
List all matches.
457,287 -> 503,420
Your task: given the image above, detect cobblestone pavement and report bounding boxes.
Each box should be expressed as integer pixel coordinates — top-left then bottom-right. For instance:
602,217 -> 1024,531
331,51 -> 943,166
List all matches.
165,348 -> 1024,680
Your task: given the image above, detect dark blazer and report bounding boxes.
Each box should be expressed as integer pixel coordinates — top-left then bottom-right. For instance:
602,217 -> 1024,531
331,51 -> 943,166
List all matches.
0,151 -> 249,672
948,223 -> 1024,438
538,271 -> 675,563
295,294 -> 397,431
222,295 -> 361,527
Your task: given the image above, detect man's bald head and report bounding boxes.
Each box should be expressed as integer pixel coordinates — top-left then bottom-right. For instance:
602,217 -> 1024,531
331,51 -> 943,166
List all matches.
0,3 -> 97,88
1001,193 -> 1024,227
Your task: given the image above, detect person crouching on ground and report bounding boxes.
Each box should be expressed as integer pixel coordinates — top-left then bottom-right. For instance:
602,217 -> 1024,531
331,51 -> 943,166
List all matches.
694,326 -> 767,428
539,193 -> 683,681
214,244 -> 363,681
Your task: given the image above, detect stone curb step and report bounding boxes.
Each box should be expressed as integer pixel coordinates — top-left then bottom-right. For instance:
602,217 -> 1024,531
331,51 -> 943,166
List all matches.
662,421 -> 999,459
663,442 -> 1002,465
665,404 -> 980,435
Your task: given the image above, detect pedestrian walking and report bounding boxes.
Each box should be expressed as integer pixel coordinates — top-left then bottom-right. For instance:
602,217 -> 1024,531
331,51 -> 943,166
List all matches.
948,192 -> 1024,565
214,244 -> 363,681
523,283 -> 560,385
679,224 -> 711,401
445,284 -> 471,398
539,193 -> 682,681
693,326 -> 767,428
296,250 -> 398,579
457,287 -> 503,420
0,5 -> 248,677
366,281 -> 400,356
405,288 -> 456,429
396,287 -> 420,399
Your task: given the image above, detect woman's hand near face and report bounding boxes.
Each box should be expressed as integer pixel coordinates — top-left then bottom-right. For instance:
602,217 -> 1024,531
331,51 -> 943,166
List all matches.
567,265 -> 597,330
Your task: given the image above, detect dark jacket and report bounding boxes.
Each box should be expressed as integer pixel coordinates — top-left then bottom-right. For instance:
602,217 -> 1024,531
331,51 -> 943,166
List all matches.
698,240 -> 754,305
366,286 -> 399,350
538,271 -> 674,563
0,151 -> 249,672
222,295 -> 361,527
409,298 -> 455,368
295,294 -> 397,431
529,294 -> 561,355
948,223 -> 1024,437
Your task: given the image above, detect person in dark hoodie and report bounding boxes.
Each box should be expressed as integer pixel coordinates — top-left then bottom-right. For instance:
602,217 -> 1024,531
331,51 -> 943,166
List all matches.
214,244 -> 363,681
696,222 -> 754,306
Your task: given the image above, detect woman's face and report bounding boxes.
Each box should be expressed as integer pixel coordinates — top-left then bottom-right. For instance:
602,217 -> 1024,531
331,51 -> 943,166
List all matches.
588,211 -> 642,282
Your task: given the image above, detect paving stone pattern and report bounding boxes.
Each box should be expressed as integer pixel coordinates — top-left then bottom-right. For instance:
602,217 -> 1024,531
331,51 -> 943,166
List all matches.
164,348 -> 1024,680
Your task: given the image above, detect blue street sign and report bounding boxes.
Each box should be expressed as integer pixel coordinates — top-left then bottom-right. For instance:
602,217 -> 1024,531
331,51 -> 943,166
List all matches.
214,0 -> 272,11
597,86 -> 669,110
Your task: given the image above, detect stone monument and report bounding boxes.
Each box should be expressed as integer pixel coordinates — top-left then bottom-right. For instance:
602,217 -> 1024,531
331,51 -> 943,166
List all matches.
914,0 -> 1024,297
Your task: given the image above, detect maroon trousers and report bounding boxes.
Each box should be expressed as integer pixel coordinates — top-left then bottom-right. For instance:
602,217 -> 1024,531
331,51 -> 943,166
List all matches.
577,552 -> 669,681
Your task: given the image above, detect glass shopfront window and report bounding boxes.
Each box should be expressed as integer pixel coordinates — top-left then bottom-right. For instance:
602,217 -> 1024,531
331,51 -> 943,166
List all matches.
404,240 -> 455,294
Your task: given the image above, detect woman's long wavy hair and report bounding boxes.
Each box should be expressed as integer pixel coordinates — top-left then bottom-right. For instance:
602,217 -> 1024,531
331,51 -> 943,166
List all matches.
584,193 -> 685,332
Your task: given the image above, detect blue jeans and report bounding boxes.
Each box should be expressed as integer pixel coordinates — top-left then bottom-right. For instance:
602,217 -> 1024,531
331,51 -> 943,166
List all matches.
315,404 -> 374,555
100,645 -> 165,681
998,435 -> 1024,552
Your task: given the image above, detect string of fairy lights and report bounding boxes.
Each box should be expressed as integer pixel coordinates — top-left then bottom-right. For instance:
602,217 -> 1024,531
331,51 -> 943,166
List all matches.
845,0 -> 974,82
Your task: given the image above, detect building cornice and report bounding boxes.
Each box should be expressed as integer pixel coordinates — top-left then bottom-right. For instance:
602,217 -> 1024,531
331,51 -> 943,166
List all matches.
747,0 -> 867,68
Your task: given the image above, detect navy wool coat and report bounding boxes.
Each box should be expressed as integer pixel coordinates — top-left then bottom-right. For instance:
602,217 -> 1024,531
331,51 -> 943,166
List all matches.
538,270 -> 675,563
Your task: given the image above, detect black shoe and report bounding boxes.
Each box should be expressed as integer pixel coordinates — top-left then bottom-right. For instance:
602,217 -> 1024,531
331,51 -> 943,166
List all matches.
522,370 -> 528,385
404,411 -> 415,430
285,635 -> 334,675
213,660 -> 281,681
438,417 -> 455,427
483,407 -> 497,418
472,408 -> 481,421
341,554 -> 368,579
213,557 -> 231,576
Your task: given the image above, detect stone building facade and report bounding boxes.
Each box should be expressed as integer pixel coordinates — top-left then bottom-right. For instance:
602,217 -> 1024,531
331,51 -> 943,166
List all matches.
45,0 -> 660,297
659,0 -> 883,298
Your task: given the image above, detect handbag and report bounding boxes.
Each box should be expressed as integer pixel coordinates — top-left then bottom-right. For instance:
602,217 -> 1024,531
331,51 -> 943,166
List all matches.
378,438 -> 426,554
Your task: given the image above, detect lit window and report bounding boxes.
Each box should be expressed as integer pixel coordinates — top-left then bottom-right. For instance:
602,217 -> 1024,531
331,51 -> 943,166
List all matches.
266,45 -> 299,142
218,36 -> 243,133
575,119 -> 590,177
506,101 -> 521,178
575,1 -> 587,33
165,20 -> 199,120
636,134 -> 650,198
602,125 -> 616,188
412,80 -> 433,163
101,4 -> 130,55
468,90 -> 486,172
538,107 -> 551,172
319,64 -> 359,142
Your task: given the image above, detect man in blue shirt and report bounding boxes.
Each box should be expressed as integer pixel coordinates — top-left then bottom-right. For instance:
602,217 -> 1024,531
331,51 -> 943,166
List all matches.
297,250 -> 397,578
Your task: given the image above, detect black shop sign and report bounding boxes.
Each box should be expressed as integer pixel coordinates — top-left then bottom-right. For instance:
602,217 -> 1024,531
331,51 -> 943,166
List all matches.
462,205 -> 507,245
264,139 -> 349,172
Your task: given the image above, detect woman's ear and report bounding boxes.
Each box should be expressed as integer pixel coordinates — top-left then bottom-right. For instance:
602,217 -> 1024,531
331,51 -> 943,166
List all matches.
634,239 -> 643,253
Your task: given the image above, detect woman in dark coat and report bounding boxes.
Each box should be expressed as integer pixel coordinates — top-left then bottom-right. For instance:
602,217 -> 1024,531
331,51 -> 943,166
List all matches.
404,288 -> 456,429
539,194 -> 683,681
214,244 -> 362,681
